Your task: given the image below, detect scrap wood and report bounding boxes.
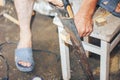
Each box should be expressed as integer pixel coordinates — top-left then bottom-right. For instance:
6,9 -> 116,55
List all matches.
95,17 -> 107,26
93,8 -> 110,26
3,13 -> 19,25
60,30 -> 72,45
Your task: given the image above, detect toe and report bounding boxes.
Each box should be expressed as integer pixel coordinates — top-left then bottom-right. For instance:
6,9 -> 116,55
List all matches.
18,61 -> 31,67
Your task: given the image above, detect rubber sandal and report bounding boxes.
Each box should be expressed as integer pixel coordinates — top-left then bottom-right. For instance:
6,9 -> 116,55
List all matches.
98,0 -> 120,17
15,48 -> 34,72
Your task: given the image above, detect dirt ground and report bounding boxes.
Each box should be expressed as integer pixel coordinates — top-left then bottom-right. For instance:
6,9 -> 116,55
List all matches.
0,1 -> 120,80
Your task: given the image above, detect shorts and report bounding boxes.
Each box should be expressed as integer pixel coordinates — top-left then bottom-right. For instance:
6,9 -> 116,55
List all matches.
98,0 -> 120,17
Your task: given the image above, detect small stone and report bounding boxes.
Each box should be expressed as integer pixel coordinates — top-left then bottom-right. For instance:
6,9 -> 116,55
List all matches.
32,77 -> 43,80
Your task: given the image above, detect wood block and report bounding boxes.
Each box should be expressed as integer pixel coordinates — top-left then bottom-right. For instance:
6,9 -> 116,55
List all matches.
60,30 -> 72,45
0,0 -> 5,6
95,17 -> 107,26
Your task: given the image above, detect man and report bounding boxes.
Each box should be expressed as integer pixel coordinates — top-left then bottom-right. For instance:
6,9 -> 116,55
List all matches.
14,0 -> 120,72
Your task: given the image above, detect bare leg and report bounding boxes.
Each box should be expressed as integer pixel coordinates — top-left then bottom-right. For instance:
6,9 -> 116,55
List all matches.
14,0 -> 34,67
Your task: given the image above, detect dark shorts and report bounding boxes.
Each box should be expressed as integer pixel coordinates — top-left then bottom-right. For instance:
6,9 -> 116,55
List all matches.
98,0 -> 120,17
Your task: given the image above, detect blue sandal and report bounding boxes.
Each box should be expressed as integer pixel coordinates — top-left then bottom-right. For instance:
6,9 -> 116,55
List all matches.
98,0 -> 120,17
15,48 -> 34,72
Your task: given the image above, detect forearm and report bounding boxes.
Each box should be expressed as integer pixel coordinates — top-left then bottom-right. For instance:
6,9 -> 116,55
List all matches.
74,0 -> 98,37
76,0 -> 98,18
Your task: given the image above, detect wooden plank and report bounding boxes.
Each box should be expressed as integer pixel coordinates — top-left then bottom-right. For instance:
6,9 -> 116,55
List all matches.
95,17 -> 107,26
91,8 -> 120,42
91,14 -> 120,42
3,13 -> 19,25
60,30 -> 72,45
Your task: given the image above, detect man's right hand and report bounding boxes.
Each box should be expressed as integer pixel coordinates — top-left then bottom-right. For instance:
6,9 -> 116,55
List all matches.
46,0 -> 97,37
74,14 -> 93,37
74,0 -> 98,37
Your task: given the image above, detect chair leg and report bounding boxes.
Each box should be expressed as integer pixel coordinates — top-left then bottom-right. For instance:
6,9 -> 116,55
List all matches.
58,26 -> 71,80
100,40 -> 110,80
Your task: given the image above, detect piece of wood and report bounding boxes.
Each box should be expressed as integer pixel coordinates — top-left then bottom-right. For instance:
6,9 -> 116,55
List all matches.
95,17 -> 107,26
92,14 -> 120,42
3,13 -> 19,25
0,0 -> 5,6
60,30 -> 72,45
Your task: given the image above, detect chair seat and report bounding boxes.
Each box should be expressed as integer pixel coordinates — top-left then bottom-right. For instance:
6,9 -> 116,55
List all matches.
90,8 -> 120,42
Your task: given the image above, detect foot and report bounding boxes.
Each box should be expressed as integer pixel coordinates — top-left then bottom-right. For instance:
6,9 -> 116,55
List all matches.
15,48 -> 34,72
16,30 -> 32,69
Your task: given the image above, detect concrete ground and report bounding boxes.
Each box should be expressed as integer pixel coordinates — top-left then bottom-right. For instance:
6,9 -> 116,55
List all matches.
0,1 -> 120,80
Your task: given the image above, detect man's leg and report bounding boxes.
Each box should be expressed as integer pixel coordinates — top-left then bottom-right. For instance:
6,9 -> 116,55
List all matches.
14,0 -> 34,68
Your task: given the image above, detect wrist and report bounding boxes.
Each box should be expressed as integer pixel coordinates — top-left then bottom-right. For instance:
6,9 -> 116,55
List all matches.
74,13 -> 92,23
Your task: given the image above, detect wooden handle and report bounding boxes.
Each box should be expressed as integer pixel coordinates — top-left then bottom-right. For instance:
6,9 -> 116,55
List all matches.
66,5 -> 74,18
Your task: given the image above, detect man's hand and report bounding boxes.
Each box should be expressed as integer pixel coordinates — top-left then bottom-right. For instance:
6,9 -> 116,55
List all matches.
74,15 -> 93,37
74,0 -> 98,37
46,0 -> 98,37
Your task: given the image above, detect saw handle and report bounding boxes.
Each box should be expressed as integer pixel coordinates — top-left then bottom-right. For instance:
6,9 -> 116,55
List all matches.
62,0 -> 74,18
